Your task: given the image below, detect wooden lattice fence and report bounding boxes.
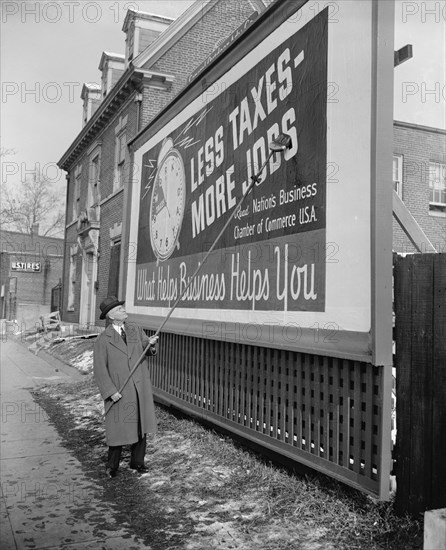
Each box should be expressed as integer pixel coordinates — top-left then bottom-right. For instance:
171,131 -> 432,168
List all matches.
150,336 -> 387,496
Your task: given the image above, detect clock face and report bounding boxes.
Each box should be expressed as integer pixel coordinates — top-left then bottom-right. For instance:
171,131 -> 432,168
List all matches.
149,148 -> 186,261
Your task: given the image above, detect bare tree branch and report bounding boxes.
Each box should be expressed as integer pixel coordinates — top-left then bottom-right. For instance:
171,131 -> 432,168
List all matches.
0,169 -> 65,237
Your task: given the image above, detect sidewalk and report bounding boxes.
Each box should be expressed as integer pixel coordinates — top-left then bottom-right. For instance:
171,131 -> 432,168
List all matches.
0,338 -> 151,550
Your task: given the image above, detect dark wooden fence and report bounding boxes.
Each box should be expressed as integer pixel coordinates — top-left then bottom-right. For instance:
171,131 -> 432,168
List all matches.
394,253 -> 446,515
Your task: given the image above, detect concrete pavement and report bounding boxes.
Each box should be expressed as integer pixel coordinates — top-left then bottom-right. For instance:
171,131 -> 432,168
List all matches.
0,338 -> 152,550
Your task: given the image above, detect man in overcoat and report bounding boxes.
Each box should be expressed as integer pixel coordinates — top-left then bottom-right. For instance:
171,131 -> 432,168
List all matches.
93,296 -> 159,478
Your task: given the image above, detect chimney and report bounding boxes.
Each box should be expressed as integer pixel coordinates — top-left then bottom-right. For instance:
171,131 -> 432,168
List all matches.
99,52 -> 125,99
31,223 -> 39,236
81,83 -> 101,127
122,10 -> 173,67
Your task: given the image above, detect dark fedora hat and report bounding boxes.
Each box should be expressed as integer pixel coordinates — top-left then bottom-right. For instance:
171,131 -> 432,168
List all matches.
99,296 -> 125,320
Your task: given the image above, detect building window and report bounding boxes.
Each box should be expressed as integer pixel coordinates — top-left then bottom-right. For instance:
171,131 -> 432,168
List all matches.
108,241 -> 121,298
88,153 -> 101,208
393,155 -> 403,198
116,132 -> 127,189
72,165 -> 82,221
114,115 -> 128,191
429,161 -> 446,213
67,246 -> 77,311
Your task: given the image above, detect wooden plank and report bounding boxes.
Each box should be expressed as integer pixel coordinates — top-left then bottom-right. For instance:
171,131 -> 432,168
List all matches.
269,348 -> 276,438
284,351 -> 291,444
173,333 -> 179,397
234,343 -> 241,424
161,333 -> 169,392
179,334 -> 186,401
265,349 -> 271,436
290,353 -> 299,447
158,333 -> 165,391
322,356 -> 329,460
353,362 -> 362,474
193,336 -> 198,405
259,347 -> 266,433
272,348 -> 280,440
198,337 -> 204,408
331,357 -> 340,465
294,355 -> 303,448
245,345 -> 252,428
223,341 -> 230,419
431,254 -> 446,509
252,346 -> 259,431
411,254 -> 434,513
218,341 -> 225,417
279,350 -> 287,442
313,356 -> 321,457
239,344 -> 246,426
364,364 -> 374,479
165,333 -> 175,393
341,360 -> 350,469
212,341 -> 220,413
209,338 -> 216,412
394,254 -> 413,514
372,367 -> 382,481
205,337 -> 211,411
186,335 -> 191,402
167,332 -> 174,394
229,342 -> 235,422
304,353 -> 312,453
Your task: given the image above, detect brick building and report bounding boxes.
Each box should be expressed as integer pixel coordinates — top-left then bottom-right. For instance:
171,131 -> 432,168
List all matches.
393,120 -> 446,254
0,227 -> 64,329
58,0 -> 263,328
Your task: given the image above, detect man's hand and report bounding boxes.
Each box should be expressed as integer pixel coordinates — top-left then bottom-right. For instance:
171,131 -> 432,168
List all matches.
149,335 -> 159,346
110,392 -> 122,403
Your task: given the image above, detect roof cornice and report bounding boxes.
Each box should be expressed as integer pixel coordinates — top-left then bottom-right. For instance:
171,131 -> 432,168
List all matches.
58,67 -> 142,170
394,119 -> 446,135
98,51 -> 125,71
122,9 -> 174,33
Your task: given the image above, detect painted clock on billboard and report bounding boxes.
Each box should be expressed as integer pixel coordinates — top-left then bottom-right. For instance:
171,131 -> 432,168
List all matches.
149,137 -> 186,261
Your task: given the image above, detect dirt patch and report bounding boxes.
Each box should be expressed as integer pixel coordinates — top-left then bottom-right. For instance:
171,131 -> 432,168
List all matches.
30,339 -> 423,549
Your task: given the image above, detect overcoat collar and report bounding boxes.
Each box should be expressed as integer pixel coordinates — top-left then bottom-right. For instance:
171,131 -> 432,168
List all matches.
104,323 -> 138,357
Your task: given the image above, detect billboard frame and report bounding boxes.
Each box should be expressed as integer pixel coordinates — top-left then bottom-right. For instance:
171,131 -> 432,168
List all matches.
124,0 -> 394,367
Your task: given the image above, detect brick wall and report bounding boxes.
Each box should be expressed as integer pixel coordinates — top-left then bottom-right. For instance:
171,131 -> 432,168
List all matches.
140,0 -> 255,127
0,231 -> 64,326
393,122 -> 446,254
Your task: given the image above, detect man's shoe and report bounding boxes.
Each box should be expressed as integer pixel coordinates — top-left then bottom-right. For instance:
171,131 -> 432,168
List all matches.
129,464 -> 149,473
106,468 -> 118,478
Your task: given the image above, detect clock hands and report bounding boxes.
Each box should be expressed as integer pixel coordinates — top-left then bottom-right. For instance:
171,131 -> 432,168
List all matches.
153,178 -> 172,219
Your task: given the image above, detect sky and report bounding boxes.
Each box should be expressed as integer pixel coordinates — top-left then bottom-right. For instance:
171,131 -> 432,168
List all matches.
1,0 -> 445,193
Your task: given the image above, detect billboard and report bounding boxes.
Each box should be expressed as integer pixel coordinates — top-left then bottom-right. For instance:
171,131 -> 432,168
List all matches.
126,1 -> 394,363
136,10 -> 327,313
